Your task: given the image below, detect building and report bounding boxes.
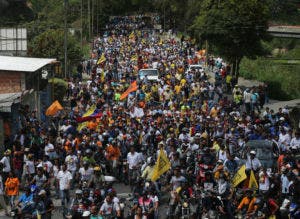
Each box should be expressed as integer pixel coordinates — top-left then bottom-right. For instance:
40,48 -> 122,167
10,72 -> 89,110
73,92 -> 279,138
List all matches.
0,56 -> 56,149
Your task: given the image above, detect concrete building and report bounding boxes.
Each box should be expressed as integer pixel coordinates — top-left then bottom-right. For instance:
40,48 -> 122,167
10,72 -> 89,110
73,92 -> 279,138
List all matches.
0,56 -> 56,150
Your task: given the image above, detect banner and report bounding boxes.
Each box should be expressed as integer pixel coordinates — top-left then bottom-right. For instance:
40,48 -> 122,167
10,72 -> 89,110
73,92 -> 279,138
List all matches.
120,81 -> 138,100
45,100 -> 63,116
248,170 -> 258,189
232,165 -> 247,187
151,149 -> 171,182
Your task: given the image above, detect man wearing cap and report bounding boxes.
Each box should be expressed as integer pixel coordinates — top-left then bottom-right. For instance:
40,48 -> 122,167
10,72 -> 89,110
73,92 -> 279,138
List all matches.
245,150 -> 262,172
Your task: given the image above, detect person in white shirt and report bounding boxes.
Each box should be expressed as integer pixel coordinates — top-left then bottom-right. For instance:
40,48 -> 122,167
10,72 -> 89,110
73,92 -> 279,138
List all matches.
278,129 -> 291,151
290,131 -> 300,150
0,149 -> 11,182
44,138 -> 55,160
127,146 -> 141,185
245,150 -> 261,172
57,164 -> 72,206
65,150 -> 78,178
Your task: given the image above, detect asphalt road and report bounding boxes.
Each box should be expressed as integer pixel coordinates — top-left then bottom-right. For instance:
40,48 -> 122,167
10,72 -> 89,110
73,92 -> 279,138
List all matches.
0,182 -> 169,219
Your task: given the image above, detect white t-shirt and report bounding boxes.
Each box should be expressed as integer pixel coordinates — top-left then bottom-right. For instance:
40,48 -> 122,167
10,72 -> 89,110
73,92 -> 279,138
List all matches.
127,152 -> 141,169
79,167 -> 94,181
45,143 -> 54,156
0,156 -> 10,173
57,170 -> 72,190
25,160 -> 35,174
290,137 -> 300,149
65,155 -> 78,172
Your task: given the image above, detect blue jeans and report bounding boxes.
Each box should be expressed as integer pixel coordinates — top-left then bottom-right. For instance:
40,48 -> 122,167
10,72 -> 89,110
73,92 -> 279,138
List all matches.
60,189 -> 70,206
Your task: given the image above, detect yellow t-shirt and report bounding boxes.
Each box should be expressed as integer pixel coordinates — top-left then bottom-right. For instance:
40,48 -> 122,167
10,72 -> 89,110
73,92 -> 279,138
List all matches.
174,85 -> 181,94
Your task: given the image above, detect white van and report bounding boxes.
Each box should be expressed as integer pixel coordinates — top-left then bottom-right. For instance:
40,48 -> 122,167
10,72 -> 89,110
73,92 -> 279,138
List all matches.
138,69 -> 159,81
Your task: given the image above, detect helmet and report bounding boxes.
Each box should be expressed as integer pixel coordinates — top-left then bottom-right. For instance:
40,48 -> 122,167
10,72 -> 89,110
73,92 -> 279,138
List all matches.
75,189 -> 83,195
94,166 -> 101,171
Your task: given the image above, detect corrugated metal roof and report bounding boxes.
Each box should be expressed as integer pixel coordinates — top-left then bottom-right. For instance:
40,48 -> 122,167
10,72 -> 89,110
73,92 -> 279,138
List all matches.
0,92 -> 22,112
0,56 -> 56,72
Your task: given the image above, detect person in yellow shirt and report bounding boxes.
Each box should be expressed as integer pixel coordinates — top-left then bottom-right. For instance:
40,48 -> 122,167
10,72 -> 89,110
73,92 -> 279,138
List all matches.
141,158 -> 155,181
180,78 -> 186,87
174,83 -> 181,94
210,105 -> 219,118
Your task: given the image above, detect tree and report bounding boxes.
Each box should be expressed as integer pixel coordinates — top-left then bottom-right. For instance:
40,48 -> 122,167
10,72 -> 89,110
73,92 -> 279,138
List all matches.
29,29 -> 83,74
191,0 -> 270,77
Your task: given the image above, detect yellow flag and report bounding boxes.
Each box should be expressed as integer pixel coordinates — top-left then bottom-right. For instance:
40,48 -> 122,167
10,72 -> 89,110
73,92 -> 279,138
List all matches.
248,170 -> 258,189
77,122 -> 87,131
151,149 -> 171,182
232,165 -> 247,187
131,54 -> 137,62
129,31 -> 135,39
97,53 -> 106,65
101,69 -> 105,82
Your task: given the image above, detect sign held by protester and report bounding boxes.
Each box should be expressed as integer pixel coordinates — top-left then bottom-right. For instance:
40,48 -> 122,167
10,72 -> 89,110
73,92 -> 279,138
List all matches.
232,165 -> 247,187
151,149 -> 171,181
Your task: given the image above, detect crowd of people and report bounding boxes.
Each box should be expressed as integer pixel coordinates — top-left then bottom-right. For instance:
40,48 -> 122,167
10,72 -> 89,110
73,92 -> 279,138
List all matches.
1,16 -> 299,219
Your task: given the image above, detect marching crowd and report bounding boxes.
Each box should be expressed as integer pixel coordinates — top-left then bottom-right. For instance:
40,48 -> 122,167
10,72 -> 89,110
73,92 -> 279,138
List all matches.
0,16 -> 300,219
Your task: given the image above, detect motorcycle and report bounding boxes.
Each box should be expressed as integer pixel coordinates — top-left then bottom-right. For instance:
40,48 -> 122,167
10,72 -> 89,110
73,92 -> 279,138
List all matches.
175,198 -> 195,219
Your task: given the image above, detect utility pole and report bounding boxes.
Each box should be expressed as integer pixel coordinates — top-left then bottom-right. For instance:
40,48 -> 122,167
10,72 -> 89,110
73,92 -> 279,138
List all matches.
81,0 -> 83,49
64,0 -> 68,78
96,0 -> 99,35
163,1 -> 166,33
91,0 -> 94,38
88,0 -> 91,40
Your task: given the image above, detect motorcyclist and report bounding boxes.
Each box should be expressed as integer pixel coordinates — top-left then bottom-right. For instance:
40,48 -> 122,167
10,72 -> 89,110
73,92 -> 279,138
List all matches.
99,194 -> 121,218
90,166 -> 105,189
202,190 -> 226,218
137,190 -> 154,218
199,147 -> 216,166
236,189 -> 257,216
15,187 -> 34,216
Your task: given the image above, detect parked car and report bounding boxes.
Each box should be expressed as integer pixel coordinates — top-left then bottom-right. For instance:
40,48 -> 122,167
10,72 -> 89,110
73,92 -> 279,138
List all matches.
241,140 -> 279,169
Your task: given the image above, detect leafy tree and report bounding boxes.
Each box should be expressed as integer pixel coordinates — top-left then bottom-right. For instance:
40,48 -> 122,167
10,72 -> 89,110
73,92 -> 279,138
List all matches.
28,29 -> 83,74
191,0 -> 270,77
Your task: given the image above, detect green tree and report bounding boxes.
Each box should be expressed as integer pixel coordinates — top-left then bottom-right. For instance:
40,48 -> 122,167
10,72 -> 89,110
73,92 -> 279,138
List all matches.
29,29 -> 83,74
191,0 -> 270,77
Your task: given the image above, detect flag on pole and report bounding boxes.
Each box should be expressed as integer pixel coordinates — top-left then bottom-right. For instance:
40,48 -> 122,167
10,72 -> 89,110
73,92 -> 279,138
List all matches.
45,100 -> 63,116
151,149 -> 171,182
120,81 -> 138,100
77,105 -> 98,131
129,31 -> 135,39
248,170 -> 258,189
232,165 -> 247,187
97,53 -> 106,65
